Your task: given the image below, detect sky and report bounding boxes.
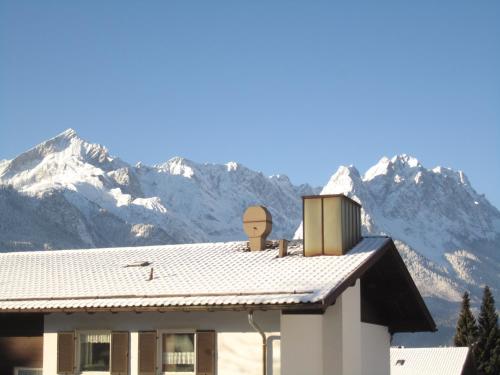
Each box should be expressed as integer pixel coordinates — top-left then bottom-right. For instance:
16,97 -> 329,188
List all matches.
1,1 -> 499,207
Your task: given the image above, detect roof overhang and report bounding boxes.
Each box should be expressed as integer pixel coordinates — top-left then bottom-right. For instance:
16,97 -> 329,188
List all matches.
298,239 -> 436,333
358,241 -> 437,333
0,302 -> 324,314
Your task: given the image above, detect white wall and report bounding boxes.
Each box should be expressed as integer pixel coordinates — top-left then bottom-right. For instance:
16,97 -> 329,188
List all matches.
338,279 -> 362,375
361,323 -> 390,375
323,304 -> 342,375
43,331 -> 57,375
281,279 -> 362,375
43,310 -> 280,375
281,314 -> 324,375
42,280 -> 389,375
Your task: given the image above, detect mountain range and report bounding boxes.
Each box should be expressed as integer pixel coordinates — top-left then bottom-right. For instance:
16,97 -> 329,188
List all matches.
1,129 -> 498,345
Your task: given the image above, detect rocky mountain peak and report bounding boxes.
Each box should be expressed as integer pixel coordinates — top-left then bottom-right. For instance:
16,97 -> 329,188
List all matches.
322,165 -> 362,195
0,131 -> 498,346
225,161 -> 239,172
363,154 -> 422,182
156,156 -> 196,178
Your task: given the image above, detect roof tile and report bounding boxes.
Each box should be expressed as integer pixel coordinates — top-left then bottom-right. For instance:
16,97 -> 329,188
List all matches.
0,237 -> 389,311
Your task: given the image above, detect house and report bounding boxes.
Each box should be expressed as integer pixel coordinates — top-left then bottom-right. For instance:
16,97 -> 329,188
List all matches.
0,195 -> 436,375
390,347 -> 477,375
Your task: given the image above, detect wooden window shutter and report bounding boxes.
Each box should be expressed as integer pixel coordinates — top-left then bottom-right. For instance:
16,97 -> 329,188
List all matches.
138,331 -> 157,375
196,331 -> 216,375
57,332 -> 75,374
111,331 -> 129,375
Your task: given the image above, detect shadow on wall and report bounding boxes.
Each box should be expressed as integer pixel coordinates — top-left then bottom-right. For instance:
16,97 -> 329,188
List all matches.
0,314 -> 44,373
0,336 -> 43,373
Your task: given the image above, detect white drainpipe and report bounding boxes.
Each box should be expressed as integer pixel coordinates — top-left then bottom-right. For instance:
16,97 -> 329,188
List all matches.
248,311 -> 267,375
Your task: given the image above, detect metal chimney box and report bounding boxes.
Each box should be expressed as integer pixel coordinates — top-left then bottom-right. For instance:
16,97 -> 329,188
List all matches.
302,195 -> 362,256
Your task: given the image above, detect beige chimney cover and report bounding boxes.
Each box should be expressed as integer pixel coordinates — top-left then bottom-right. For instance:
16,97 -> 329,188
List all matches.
243,206 -> 272,251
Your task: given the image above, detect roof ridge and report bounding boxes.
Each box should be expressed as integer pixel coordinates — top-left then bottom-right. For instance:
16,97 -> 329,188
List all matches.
0,240 -> 248,256
0,236 -> 387,256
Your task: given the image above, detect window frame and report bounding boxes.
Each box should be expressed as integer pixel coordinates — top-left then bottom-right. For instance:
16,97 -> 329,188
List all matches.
13,368 -> 43,375
76,329 -> 112,375
157,329 -> 197,375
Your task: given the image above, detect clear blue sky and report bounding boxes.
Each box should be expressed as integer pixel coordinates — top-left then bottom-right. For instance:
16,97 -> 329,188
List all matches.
1,1 -> 499,207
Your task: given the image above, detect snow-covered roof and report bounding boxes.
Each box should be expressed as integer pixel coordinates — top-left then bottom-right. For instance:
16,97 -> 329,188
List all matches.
390,347 -> 473,375
0,237 -> 391,312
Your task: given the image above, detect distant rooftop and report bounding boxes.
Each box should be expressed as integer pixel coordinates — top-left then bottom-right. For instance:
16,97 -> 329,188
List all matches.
390,347 -> 474,375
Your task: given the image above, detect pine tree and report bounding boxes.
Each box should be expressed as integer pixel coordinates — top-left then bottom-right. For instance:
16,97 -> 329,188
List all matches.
454,291 -> 478,347
475,286 -> 500,375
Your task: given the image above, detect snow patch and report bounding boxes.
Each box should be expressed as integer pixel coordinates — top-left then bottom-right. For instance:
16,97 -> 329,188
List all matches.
133,197 -> 167,213
155,157 -> 196,178
391,154 -> 421,168
226,161 -> 238,172
322,165 -> 360,195
364,156 -> 392,181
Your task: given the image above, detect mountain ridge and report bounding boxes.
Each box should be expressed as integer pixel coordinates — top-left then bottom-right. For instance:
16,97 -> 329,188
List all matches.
0,129 -> 498,346
0,129 -> 318,248
292,153 -> 499,345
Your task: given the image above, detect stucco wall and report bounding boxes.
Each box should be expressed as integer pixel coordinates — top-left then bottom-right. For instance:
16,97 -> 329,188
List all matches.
361,323 -> 390,375
43,310 -> 280,375
281,280 -> 362,375
281,314 -> 324,375
42,281 -> 389,375
338,279 -> 361,375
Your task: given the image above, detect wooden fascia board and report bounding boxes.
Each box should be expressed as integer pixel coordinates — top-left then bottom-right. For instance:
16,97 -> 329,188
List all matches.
319,237 -> 391,310
0,301 -> 325,314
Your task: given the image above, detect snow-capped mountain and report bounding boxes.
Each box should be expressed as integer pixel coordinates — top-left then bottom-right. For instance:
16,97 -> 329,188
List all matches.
294,154 -> 500,345
0,130 -> 498,345
0,129 -> 316,251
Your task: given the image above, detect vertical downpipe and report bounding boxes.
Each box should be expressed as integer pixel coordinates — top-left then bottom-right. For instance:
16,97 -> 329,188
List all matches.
248,311 -> 267,375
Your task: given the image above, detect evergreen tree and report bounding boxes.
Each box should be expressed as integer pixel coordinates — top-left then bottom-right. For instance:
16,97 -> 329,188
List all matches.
475,286 -> 500,375
454,291 -> 478,347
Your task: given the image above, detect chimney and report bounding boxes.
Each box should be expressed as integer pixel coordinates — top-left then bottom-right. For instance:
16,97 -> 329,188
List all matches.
279,239 -> 288,257
243,206 -> 272,251
302,194 -> 361,257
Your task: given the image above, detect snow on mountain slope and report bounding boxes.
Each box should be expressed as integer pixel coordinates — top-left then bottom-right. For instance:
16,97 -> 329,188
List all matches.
1,130 -> 498,345
294,154 -> 500,345
0,129 -> 316,250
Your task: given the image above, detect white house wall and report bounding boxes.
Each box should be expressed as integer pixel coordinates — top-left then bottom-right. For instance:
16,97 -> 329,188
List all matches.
281,279 -> 362,375
361,323 -> 390,375
42,280 -> 389,375
43,310 -> 281,375
338,279 -> 361,375
281,313 -> 324,375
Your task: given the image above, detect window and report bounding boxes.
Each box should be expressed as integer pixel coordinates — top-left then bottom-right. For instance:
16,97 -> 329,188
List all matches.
161,333 -> 195,373
138,330 -> 214,375
14,368 -> 43,375
79,331 -> 111,372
